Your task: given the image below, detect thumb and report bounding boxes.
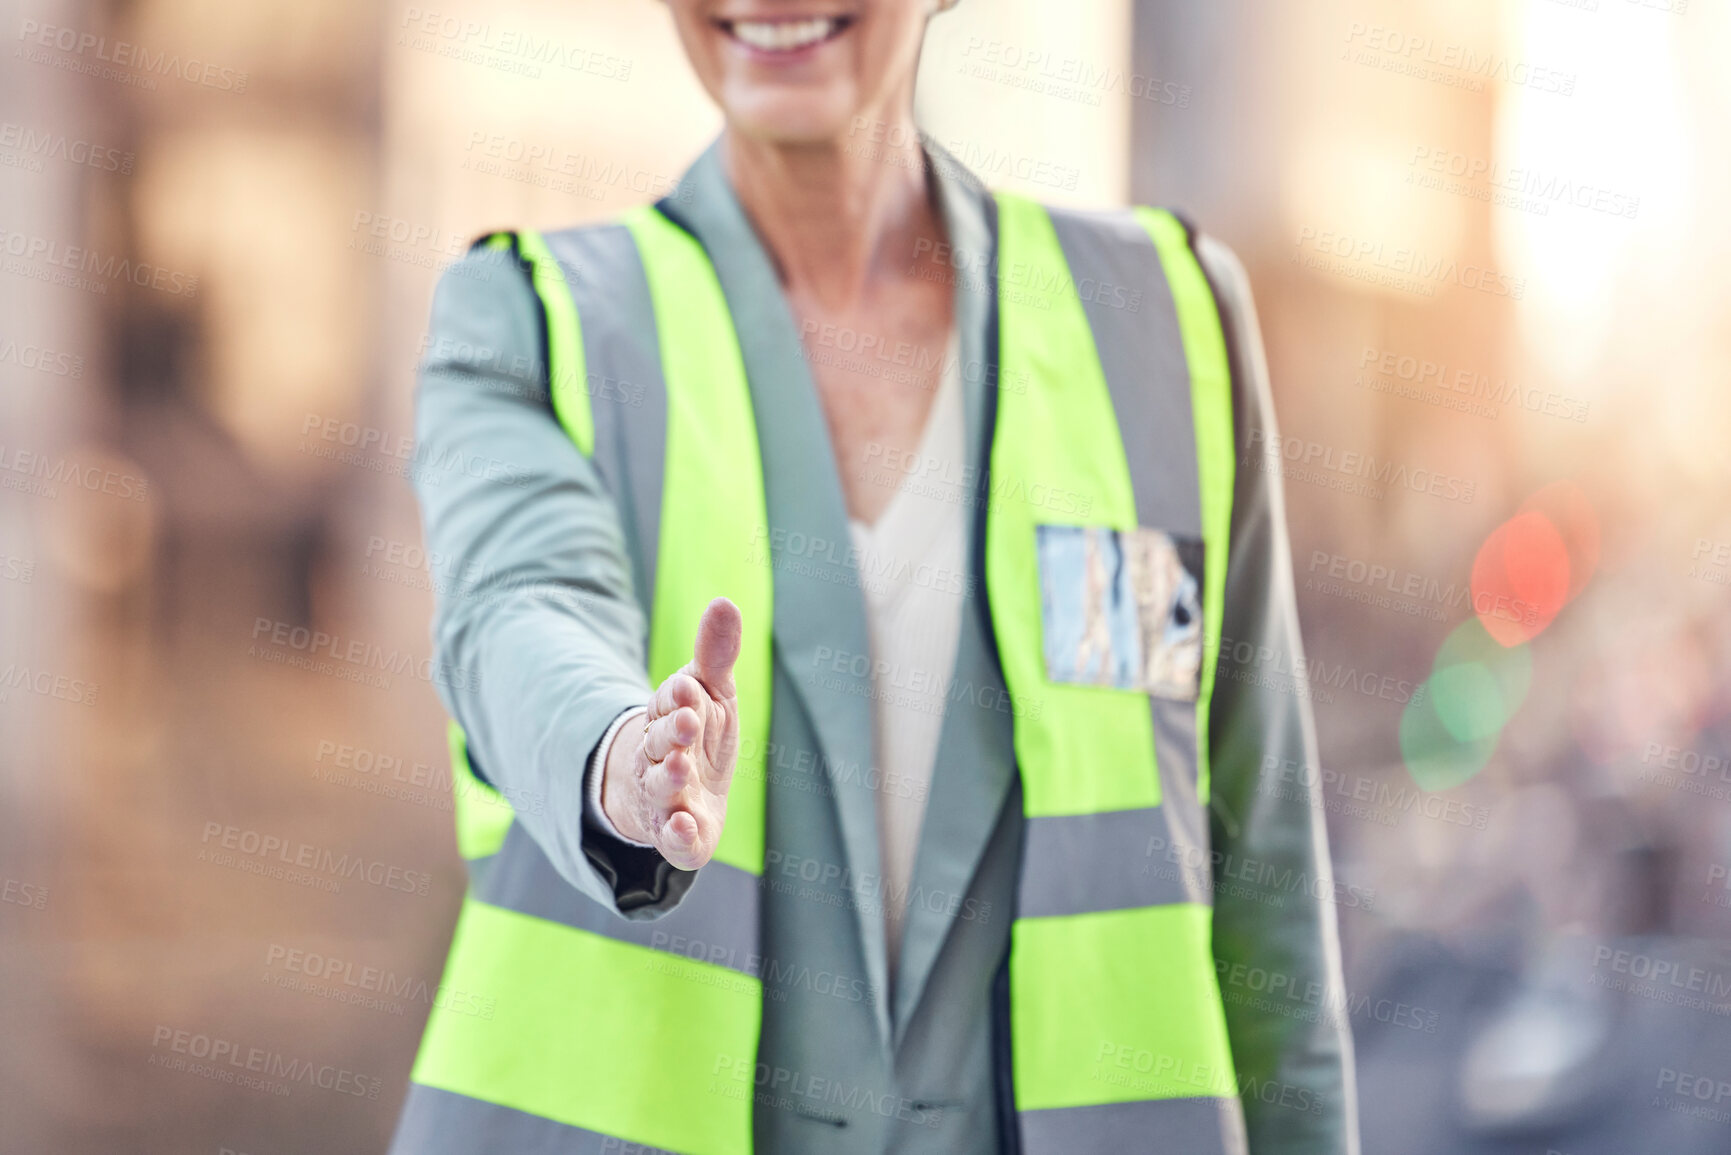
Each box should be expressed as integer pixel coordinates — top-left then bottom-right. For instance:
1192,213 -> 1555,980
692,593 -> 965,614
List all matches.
688,596 -> 743,699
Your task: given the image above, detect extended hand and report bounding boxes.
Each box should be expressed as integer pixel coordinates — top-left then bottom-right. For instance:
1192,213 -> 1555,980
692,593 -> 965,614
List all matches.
600,597 -> 743,871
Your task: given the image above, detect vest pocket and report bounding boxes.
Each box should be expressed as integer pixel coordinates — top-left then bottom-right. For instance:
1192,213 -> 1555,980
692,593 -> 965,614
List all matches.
1035,524 -> 1203,700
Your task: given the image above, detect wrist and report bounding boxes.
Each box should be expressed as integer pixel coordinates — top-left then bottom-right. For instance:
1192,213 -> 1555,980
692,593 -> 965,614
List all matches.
586,706 -> 652,847
599,709 -> 651,843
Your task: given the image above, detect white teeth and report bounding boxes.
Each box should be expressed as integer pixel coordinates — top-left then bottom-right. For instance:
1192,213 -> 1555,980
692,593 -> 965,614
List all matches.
729,17 -> 838,52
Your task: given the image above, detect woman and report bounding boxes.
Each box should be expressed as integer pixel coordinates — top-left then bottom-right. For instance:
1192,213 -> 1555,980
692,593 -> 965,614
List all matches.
393,2 -> 1356,1152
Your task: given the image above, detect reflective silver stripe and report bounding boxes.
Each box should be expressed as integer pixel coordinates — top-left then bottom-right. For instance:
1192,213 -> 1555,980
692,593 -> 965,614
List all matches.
542,224 -> 669,619
1147,701 -> 1212,899
479,824 -> 762,976
391,1083 -> 682,1154
463,850 -> 498,896
1017,809 -> 1207,918
1045,205 -> 1217,910
464,229 -> 745,977
1045,206 -> 1199,537
1018,1095 -> 1247,1155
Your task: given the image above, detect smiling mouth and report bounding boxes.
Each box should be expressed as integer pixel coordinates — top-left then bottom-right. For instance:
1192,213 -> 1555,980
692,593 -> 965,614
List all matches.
717,15 -> 855,54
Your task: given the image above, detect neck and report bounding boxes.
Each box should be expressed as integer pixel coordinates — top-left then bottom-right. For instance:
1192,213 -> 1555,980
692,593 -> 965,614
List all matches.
722,115 -> 940,310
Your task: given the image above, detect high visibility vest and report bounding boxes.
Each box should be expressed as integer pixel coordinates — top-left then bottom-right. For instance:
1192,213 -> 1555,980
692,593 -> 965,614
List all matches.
407,192 -> 1244,1154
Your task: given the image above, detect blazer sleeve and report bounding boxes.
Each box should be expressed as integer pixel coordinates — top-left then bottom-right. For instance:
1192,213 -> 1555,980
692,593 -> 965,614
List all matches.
1196,235 -> 1361,1154
410,243 -> 698,918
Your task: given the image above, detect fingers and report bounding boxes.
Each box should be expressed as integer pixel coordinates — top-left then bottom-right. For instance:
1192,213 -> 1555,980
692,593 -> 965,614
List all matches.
642,745 -> 703,812
643,705 -> 703,764
688,597 -> 743,699
638,748 -> 723,869
658,810 -> 704,870
650,671 -> 708,724
644,750 -> 706,867
620,597 -> 741,869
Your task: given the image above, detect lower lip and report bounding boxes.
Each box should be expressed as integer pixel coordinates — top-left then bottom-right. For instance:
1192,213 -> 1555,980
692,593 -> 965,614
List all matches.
719,22 -> 850,64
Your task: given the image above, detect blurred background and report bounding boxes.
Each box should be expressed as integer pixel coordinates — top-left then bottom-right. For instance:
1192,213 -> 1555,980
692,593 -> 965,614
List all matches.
3,0 -> 1729,1151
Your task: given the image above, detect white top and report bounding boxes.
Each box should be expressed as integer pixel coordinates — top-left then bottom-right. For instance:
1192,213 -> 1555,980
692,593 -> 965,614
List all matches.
847,336 -> 967,979
585,338 -> 969,986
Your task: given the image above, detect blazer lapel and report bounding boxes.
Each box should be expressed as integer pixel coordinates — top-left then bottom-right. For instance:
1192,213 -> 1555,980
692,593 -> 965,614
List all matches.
660,143 -> 892,1044
887,152 -> 1020,1040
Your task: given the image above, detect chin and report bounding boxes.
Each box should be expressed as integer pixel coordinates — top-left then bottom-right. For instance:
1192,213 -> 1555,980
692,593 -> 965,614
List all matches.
723,87 -> 861,147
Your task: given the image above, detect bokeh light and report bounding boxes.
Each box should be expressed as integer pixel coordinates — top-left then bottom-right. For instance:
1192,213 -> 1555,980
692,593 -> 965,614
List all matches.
1519,481 -> 1601,603
1469,482 -> 1598,648
1407,483 -> 1596,791
1402,618 -> 1535,791
1472,512 -> 1568,646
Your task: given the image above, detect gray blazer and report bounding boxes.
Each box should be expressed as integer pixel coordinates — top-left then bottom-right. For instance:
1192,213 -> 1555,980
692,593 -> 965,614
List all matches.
408,141 -> 1358,1154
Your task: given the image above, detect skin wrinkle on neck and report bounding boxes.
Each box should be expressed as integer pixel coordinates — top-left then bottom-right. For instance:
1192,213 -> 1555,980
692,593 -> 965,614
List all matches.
723,127 -> 932,309
724,118 -> 958,525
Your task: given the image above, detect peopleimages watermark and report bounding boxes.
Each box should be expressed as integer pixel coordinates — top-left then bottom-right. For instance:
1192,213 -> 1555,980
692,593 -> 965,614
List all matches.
1212,962 -> 1442,1036
0,660 -> 98,708
1342,23 -> 1576,96
1217,634 -> 1427,707
0,444 -> 149,503
733,734 -> 932,808
910,234 -> 1143,313
764,847 -> 993,928
1304,548 -> 1545,627
812,644 -> 1041,723
1654,1067 -> 1731,1125
643,933 -> 883,1008
1089,1044 -> 1327,1116
311,737 -> 545,816
348,210 -> 486,277
1637,741 -> 1731,802
298,411 -> 529,489
396,8 -> 632,82
0,335 -> 84,379
248,617 -> 481,693
1355,345 -> 1589,424
744,521 -> 976,603
2,876 -> 48,911
15,19 -> 250,92
0,120 -> 133,175
844,117 -> 1082,194
798,315 -> 1029,395
198,821 -> 433,898
1690,538 -> 1731,588
148,1025 -> 381,1099
1260,756 -> 1492,832
0,228 -> 199,297
597,1140 -> 677,1155
953,36 -> 1192,109
263,942 -> 496,1020
1293,227 -> 1525,300
1588,943 -> 1731,1015
417,325 -> 654,410
1407,146 -> 1640,221
460,131 -> 688,204
933,135 -> 1081,193
1701,863 -> 1731,911
1539,0 -> 1688,14
360,533 -> 496,599
711,1053 -> 945,1130
854,442 -> 1095,518
1245,429 -> 1477,505
1142,835 -> 1377,911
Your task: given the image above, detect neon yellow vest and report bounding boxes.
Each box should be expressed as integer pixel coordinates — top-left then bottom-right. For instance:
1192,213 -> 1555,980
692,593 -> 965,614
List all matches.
411,194 -> 1240,1154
